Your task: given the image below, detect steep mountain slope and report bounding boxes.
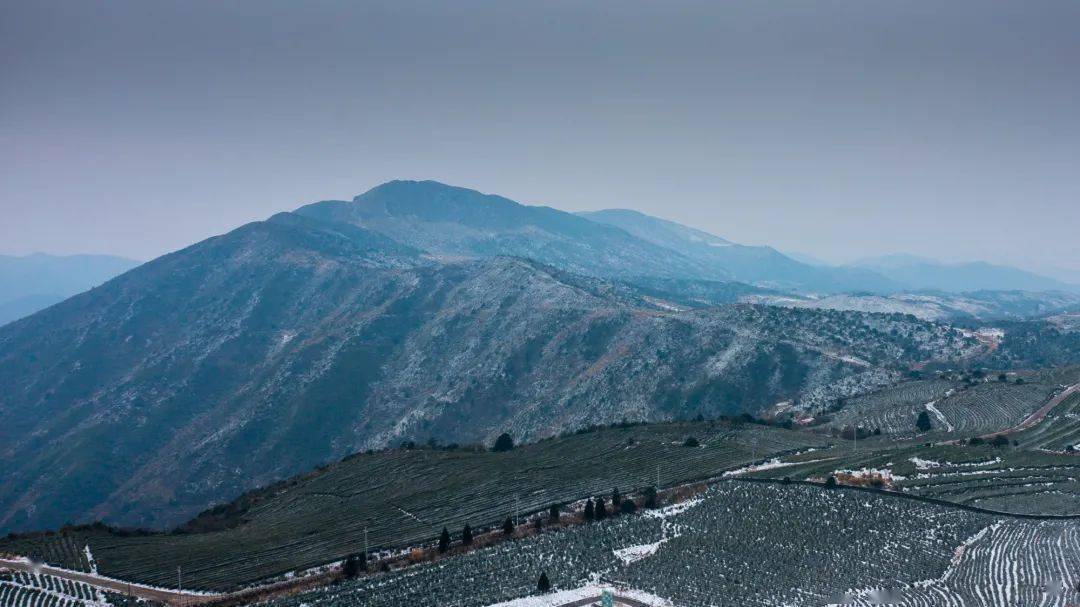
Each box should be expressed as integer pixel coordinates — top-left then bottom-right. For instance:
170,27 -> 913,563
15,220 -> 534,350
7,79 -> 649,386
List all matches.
0,211 -> 976,534
577,208 -> 898,293
0,254 -> 141,325
296,180 -> 719,281
851,254 -> 1076,293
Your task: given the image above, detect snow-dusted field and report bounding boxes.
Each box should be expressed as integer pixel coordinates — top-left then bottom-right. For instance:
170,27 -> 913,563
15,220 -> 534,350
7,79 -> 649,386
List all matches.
484,584 -> 672,607
261,481 -> 1078,607
0,570 -> 111,607
839,520 -> 1080,606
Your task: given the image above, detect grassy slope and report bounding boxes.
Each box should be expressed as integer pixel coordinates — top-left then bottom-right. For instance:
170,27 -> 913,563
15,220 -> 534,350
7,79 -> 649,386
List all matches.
1,421 -> 827,590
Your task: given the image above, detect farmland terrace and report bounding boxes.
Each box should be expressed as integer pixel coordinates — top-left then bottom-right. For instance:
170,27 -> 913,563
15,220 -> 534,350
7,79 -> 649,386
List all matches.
0,421 -> 828,591
260,482 -> 1080,607
5,368 -> 1080,602
822,366 -> 1080,439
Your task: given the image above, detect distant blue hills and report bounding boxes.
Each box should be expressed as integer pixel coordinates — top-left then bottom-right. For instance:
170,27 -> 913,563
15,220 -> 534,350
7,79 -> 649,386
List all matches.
0,253 -> 141,325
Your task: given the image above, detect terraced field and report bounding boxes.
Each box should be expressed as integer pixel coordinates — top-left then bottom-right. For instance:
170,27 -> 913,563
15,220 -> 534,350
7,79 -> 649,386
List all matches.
618,483 -> 988,606
0,422 -> 828,591
264,482 -> 1079,607
825,367 -> 1080,439
0,533 -> 93,573
932,380 -> 1060,436
825,379 -> 960,436
1015,391 -> 1080,451
6,372 -> 1080,603
842,520 -> 1080,606
734,442 -> 1080,516
0,571 -> 111,607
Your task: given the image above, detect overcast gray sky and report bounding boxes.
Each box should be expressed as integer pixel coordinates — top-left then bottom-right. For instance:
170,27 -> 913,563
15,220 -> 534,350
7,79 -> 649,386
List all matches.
2,1 -> 1078,277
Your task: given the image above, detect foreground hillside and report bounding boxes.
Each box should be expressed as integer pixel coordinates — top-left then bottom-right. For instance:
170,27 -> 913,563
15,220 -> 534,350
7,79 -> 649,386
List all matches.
1,421 -> 827,589
0,208 -> 977,534
262,482 -> 1078,607
5,370 -> 1080,603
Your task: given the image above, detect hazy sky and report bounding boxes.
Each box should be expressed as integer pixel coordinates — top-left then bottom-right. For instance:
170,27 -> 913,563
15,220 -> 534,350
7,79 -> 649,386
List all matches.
3,1 -> 1078,277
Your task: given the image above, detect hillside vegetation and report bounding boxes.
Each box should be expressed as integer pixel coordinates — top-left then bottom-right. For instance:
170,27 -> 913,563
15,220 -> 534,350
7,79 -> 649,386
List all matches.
0,209 -> 976,534
0,422 -> 827,590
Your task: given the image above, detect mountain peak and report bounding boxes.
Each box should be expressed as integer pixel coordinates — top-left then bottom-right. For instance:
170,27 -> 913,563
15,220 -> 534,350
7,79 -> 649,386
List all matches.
354,179 -> 473,201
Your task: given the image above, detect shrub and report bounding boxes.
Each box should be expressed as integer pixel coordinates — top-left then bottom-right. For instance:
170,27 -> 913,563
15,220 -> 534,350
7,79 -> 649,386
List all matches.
683,436 -> 700,448
492,433 -> 515,452
915,411 -> 933,432
641,486 -> 658,509
342,554 -> 363,578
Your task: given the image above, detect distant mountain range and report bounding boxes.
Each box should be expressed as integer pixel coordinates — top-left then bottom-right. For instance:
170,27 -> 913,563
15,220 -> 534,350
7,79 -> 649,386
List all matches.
0,253 -> 141,326
576,208 -> 899,293
0,183 -> 986,533
849,254 -> 1077,293
296,181 -> 899,294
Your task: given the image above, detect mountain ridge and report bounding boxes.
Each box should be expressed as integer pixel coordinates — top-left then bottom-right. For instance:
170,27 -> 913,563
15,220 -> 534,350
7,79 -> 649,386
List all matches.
0,205 -> 978,533
299,180 -> 900,294
850,254 -> 1077,293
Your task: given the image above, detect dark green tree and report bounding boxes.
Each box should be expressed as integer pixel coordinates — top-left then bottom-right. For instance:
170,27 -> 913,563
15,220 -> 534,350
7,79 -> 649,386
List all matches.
683,436 -> 700,447
462,524 -> 473,546
537,572 -> 551,593
611,488 -> 622,515
583,499 -> 595,521
825,475 -> 838,488
641,486 -> 658,509
492,433 -> 515,452
342,554 -> 362,578
915,410 -> 933,432
548,503 -> 560,523
620,498 -> 637,515
595,496 -> 608,520
438,527 -> 451,553
502,516 -> 515,536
